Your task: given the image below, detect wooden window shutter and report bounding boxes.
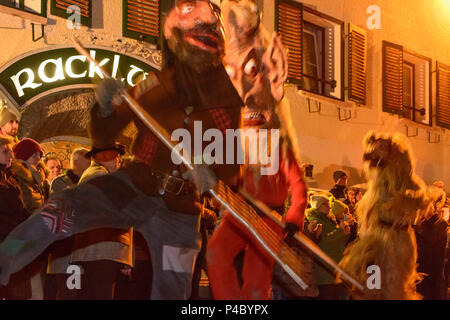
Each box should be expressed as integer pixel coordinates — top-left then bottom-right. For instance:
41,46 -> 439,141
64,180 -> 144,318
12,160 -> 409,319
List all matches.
436,62 -> 450,129
382,41 -> 403,114
123,0 -> 159,42
51,0 -> 92,27
325,27 -> 335,90
412,57 -> 431,125
348,24 -> 367,105
276,0 -> 303,85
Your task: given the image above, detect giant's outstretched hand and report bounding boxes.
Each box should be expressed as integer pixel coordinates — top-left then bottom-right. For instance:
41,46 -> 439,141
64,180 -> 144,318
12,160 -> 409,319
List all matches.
182,165 -> 218,195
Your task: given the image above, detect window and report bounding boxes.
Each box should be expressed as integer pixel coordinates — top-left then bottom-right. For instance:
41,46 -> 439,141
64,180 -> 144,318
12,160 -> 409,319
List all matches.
302,21 -> 323,94
0,0 -> 47,17
382,41 -> 432,126
50,0 -> 91,27
123,0 -> 160,44
436,62 -> 450,129
275,0 -> 344,100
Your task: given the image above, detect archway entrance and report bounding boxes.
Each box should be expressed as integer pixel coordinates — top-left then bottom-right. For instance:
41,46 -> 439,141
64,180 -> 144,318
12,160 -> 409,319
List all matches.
0,45 -> 160,168
18,88 -> 138,168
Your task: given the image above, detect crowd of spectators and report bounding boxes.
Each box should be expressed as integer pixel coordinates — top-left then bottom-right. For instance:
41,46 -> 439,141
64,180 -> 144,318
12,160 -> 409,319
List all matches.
0,104 -> 448,300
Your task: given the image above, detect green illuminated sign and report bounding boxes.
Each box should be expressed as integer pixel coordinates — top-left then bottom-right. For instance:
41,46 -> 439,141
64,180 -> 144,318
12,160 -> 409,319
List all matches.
0,46 -> 158,107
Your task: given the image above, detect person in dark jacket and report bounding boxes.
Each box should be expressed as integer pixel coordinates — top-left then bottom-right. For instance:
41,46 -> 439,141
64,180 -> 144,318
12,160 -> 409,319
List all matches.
50,148 -> 90,194
0,135 -> 31,299
329,170 -> 349,205
415,185 -> 449,300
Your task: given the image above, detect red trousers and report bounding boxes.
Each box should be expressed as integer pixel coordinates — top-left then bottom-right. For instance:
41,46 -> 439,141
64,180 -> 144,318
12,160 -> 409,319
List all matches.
206,212 -> 283,300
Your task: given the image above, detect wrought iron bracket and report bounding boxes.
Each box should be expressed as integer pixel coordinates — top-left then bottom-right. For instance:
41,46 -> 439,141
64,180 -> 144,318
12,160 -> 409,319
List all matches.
307,98 -> 321,113
406,126 -> 419,137
428,131 -> 440,144
338,107 -> 352,121
31,23 -> 44,42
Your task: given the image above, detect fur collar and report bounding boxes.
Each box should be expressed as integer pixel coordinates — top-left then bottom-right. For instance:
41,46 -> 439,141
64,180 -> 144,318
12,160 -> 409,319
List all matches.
11,159 -> 34,184
11,159 -> 44,185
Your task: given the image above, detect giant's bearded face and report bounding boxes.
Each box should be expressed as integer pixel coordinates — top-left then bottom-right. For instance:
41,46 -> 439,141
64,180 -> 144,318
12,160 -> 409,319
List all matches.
164,0 -> 225,73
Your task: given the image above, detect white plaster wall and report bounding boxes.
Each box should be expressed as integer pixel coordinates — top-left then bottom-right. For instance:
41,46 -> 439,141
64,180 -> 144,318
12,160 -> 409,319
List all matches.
261,0 -> 450,190
0,0 -> 143,67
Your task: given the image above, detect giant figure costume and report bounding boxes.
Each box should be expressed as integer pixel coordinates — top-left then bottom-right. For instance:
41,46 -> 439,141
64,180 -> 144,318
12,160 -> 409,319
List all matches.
205,0 -> 309,300
339,132 -> 429,299
0,0 -> 243,299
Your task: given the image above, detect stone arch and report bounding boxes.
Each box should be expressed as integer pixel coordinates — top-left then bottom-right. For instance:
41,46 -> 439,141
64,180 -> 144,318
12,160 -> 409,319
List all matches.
19,89 -> 94,142
18,88 -> 136,145
17,88 -> 137,168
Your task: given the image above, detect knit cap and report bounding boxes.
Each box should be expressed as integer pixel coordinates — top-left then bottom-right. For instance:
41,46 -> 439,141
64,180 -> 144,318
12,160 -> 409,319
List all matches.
12,138 -> 43,161
0,106 -> 18,128
329,196 -> 347,216
310,195 -> 329,209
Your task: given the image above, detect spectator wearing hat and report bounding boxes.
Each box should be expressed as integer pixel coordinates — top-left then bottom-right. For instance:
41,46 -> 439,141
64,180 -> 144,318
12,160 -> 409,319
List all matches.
68,142 -> 134,300
330,194 -> 358,247
0,107 -> 19,143
10,138 -> 48,300
329,170 -> 350,205
11,138 -> 48,212
306,195 -> 350,299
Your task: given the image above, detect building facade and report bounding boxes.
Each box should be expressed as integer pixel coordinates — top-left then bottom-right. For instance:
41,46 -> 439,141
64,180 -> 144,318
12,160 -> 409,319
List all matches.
260,0 -> 450,189
0,0 -> 448,188
0,0 -> 166,166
